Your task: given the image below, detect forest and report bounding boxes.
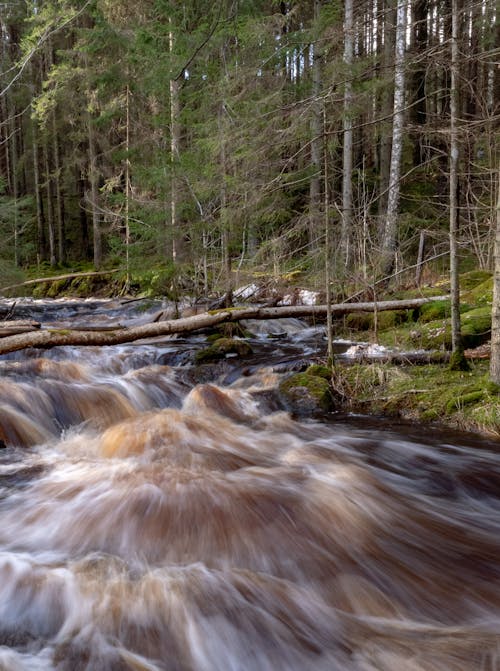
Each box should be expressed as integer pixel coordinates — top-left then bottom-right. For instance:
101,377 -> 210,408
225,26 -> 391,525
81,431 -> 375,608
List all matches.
0,0 -> 499,380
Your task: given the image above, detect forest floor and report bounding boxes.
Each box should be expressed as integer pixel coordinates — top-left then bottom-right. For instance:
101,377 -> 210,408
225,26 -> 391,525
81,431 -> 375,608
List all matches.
328,269 -> 498,439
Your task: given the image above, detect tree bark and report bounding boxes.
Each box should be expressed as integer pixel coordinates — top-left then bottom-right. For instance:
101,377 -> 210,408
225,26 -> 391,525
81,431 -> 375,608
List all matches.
380,0 -> 407,275
309,0 -> 322,251
341,0 -> 354,267
490,171 -> 500,384
378,0 -> 396,218
88,111 -> 102,270
169,17 -> 181,264
449,0 -> 465,365
0,296 -> 448,356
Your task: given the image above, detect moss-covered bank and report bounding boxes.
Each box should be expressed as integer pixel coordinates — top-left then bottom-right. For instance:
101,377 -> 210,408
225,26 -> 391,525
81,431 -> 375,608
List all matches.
336,360 -> 499,439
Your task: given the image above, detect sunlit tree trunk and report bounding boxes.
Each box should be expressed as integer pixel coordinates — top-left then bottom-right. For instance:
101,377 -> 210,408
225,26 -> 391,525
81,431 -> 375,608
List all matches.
380,0 -> 406,275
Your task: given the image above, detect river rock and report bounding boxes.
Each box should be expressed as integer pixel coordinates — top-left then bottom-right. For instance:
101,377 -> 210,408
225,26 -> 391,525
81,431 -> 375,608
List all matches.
279,371 -> 334,415
194,338 -> 253,364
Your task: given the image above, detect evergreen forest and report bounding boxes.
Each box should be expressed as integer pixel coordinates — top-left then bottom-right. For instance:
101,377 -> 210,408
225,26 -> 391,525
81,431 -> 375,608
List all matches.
0,1 -> 499,377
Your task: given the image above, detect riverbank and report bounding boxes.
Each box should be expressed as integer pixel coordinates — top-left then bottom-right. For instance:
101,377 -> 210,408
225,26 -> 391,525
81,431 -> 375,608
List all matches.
333,359 -> 499,439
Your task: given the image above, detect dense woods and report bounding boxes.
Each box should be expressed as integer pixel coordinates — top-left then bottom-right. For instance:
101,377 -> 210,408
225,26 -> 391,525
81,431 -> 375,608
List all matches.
0,0 -> 499,375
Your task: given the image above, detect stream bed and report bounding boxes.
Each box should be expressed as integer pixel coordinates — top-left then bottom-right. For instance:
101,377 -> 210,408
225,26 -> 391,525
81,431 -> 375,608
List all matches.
0,298 -> 499,671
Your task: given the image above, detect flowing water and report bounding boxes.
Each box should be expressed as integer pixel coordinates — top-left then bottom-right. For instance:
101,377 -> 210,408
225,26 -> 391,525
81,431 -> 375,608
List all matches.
0,298 -> 500,671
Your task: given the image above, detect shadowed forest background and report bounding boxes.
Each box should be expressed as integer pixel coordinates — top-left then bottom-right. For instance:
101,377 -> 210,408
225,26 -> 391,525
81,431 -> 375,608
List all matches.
0,0 -> 497,286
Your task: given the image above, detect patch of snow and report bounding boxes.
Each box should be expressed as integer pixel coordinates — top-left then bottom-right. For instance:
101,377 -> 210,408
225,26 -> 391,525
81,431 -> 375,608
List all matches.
234,284 -> 259,300
279,289 -> 320,306
343,343 -> 390,359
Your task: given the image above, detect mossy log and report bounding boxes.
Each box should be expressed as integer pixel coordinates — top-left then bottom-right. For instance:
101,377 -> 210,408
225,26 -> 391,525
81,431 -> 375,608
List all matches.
0,269 -> 120,294
0,296 -> 448,355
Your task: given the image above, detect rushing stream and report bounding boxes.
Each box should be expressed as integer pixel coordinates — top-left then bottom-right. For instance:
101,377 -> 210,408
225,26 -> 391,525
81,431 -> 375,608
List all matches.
0,298 -> 500,671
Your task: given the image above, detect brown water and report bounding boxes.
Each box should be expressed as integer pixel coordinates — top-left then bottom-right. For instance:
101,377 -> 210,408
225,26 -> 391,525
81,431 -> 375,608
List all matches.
1,299 -> 500,670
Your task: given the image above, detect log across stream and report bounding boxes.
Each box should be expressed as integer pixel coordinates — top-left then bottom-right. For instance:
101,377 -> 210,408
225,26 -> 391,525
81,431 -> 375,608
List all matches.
0,297 -> 499,671
0,295 -> 447,354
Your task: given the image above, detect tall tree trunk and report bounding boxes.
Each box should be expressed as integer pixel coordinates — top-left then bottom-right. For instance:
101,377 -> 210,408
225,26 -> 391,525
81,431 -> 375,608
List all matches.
87,113 -> 101,270
78,169 -> 91,260
341,0 -> 354,268
380,0 -> 406,276
7,96 -> 19,266
218,100 -> 231,282
378,0 -> 396,218
309,0 -> 322,252
51,111 -> 65,264
490,170 -> 500,384
124,84 -> 131,288
410,0 -> 428,166
43,140 -> 57,267
169,17 -> 181,264
449,0 -> 467,369
32,125 -> 46,263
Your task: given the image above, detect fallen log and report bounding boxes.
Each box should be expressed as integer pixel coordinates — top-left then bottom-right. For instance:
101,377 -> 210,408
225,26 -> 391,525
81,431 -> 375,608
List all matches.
342,351 -> 451,365
0,295 -> 448,356
0,269 -> 120,294
0,320 -> 41,338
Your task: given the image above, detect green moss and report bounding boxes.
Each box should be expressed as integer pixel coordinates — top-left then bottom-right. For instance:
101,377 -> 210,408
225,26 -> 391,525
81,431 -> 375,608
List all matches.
446,391 -> 484,414
449,349 -> 470,371
460,270 -> 492,290
377,309 -> 414,330
279,373 -> 334,412
463,277 -> 493,307
418,300 -> 451,323
47,329 -> 71,335
346,313 -> 373,331
306,364 -> 332,380
195,338 -> 253,364
461,307 -> 491,347
338,359 -> 499,437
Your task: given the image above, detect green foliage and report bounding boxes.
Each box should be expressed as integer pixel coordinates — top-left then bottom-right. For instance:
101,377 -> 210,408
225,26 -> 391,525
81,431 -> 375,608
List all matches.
449,349 -> 470,372
418,300 -> 451,323
279,372 -> 334,413
306,364 -> 332,380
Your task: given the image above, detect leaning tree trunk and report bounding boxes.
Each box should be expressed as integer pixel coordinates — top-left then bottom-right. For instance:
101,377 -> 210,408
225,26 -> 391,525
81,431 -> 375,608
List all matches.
490,171 -> 500,384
